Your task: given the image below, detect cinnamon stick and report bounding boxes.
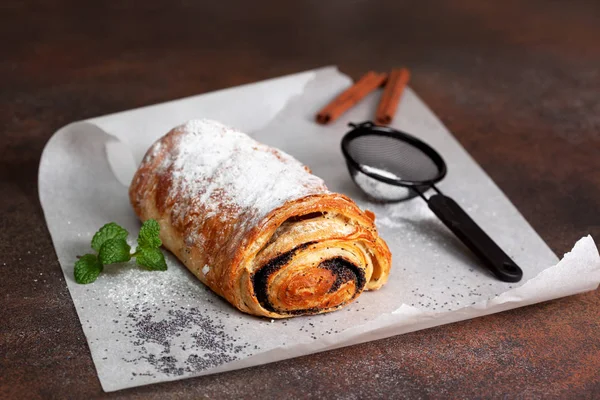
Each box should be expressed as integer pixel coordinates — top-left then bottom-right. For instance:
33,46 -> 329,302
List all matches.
375,68 -> 411,125
316,71 -> 388,124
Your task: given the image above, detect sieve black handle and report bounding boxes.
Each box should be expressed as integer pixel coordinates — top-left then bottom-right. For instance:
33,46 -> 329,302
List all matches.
427,194 -> 523,282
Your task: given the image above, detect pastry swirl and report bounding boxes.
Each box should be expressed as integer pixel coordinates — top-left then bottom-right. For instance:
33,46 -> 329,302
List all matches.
129,120 -> 391,318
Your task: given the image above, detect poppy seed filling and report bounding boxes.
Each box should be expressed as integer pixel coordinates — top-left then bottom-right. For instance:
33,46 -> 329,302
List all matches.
252,242 -> 366,315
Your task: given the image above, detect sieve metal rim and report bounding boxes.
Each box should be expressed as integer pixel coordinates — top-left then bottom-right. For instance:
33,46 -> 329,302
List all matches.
341,122 -> 448,188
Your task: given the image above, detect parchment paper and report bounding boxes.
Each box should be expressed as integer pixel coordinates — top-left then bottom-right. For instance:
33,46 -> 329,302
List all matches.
38,67 -> 600,392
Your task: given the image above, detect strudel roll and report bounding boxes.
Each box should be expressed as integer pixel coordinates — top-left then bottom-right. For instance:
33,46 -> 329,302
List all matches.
129,119 -> 391,318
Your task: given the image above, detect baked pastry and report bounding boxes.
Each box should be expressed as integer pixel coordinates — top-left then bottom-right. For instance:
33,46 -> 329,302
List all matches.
129,119 -> 391,318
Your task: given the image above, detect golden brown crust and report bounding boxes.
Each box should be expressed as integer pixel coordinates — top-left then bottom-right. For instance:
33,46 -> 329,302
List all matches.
129,120 -> 391,318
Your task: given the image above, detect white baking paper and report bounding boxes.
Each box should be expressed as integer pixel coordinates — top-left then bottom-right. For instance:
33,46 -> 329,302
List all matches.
38,67 -> 600,392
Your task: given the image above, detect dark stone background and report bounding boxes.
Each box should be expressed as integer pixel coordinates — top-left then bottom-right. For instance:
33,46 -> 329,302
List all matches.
1,1 -> 598,398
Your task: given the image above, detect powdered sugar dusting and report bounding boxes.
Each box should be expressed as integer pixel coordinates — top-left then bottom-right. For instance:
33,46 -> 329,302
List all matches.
146,119 -> 328,240
354,173 -> 410,201
361,165 -> 399,180
354,165 -> 409,200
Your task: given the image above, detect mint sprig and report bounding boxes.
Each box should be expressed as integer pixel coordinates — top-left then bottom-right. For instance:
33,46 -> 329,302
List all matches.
74,219 -> 167,284
135,247 -> 167,271
136,219 -> 162,249
99,238 -> 131,264
74,254 -> 103,284
133,219 -> 167,271
91,222 -> 128,252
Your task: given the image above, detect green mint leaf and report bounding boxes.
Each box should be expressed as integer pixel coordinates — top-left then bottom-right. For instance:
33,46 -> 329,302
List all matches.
135,247 -> 167,271
137,219 -> 162,249
74,254 -> 103,284
98,238 -> 131,265
91,222 -> 129,252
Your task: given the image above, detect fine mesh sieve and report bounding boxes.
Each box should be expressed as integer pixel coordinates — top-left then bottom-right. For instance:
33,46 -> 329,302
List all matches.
342,122 -> 446,202
341,121 -> 523,282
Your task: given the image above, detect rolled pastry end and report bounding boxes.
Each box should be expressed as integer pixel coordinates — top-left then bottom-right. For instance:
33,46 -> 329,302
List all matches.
241,195 -> 391,318
252,242 -> 367,315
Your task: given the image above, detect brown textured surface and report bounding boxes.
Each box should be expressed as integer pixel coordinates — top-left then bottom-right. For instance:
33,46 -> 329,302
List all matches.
1,0 -> 599,398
